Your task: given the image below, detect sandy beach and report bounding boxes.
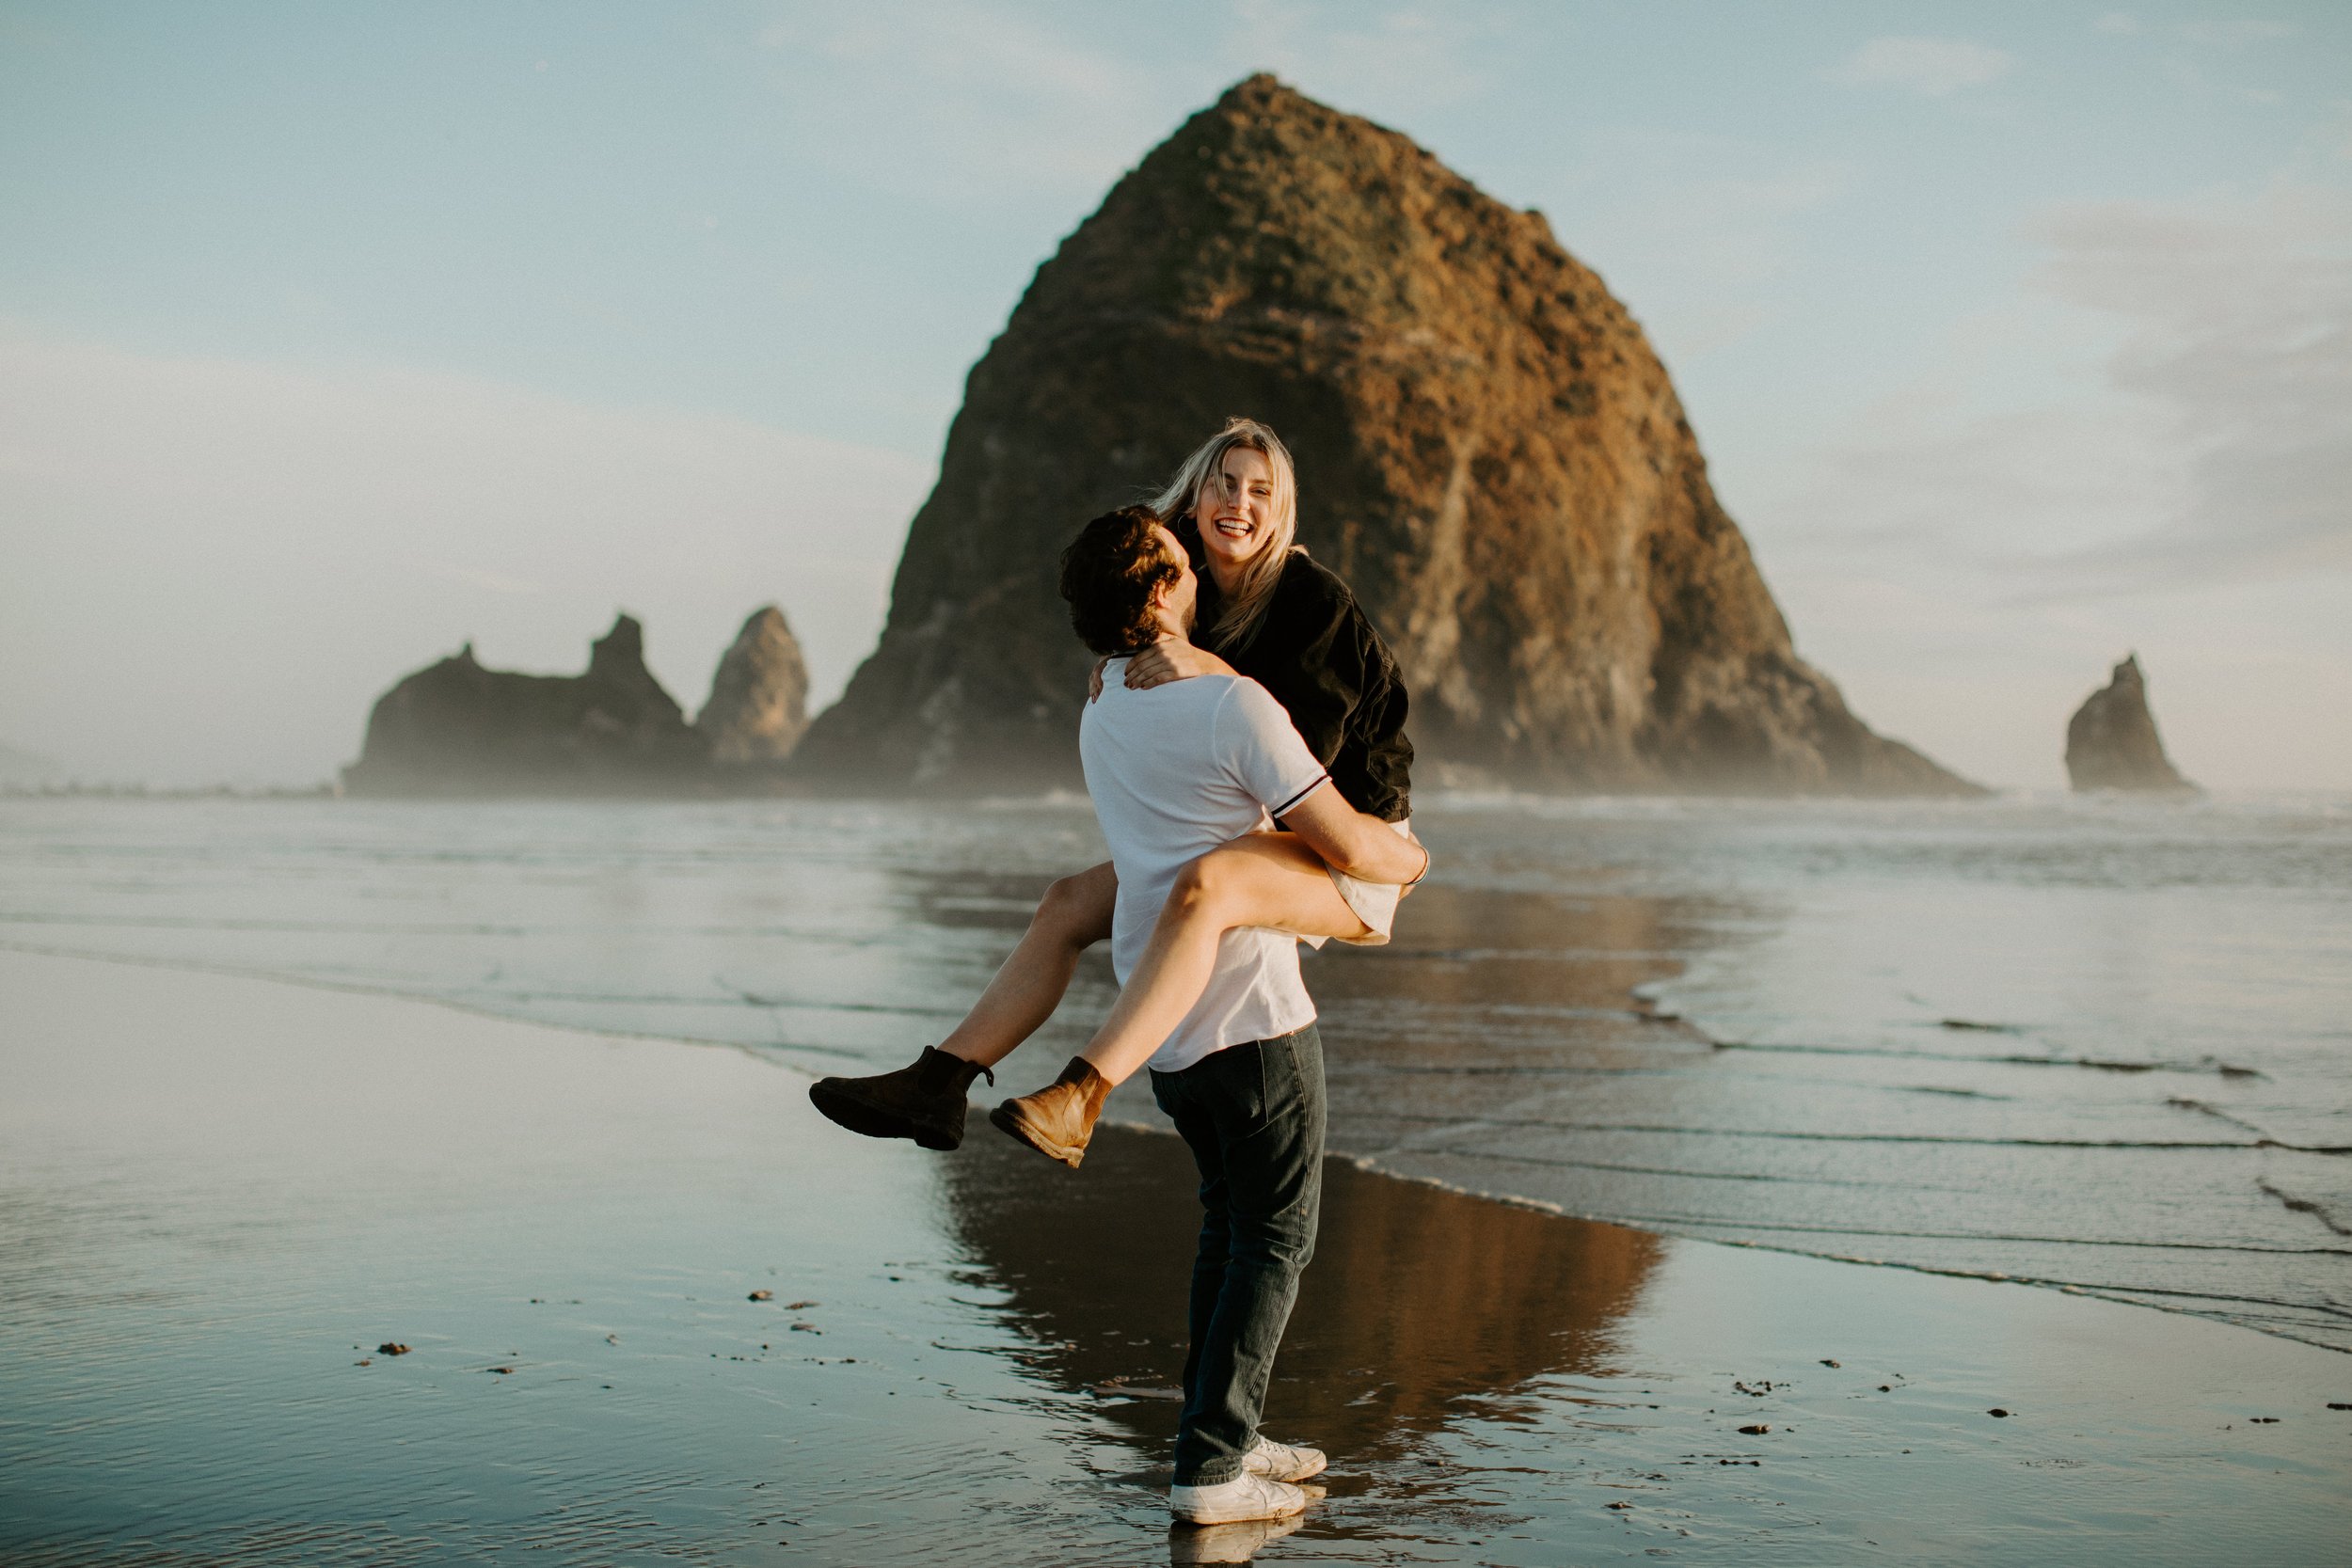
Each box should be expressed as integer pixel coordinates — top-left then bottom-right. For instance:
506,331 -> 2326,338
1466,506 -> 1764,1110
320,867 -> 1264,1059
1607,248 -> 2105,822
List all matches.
3,943 -> 2345,1564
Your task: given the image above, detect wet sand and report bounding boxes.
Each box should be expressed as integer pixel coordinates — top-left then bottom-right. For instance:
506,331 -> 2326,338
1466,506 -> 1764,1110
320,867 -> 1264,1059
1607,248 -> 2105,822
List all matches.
3,947 -> 2347,1564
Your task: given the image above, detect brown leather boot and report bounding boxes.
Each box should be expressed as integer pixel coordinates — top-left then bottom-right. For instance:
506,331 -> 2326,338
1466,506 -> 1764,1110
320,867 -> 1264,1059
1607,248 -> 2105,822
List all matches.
808,1047 -> 994,1151
988,1056 -> 1111,1168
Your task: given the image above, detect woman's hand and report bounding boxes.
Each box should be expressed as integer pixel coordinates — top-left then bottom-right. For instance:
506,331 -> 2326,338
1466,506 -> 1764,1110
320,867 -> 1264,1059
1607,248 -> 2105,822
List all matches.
1087,656 -> 1110,704
1125,638 -> 1235,690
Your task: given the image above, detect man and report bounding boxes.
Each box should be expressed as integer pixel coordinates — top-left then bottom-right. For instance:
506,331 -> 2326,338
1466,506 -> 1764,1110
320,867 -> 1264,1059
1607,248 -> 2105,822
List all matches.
1018,507 -> 1428,1528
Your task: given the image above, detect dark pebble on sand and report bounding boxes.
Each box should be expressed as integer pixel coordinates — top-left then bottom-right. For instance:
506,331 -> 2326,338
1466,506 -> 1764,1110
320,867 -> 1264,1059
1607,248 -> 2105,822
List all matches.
487,1366 -> 515,1375
1820,1359 -> 1841,1368
748,1290 -> 773,1301
377,1342 -> 410,1355
1879,1385 -> 1892,1392
2329,1402 -> 2352,1411
787,1299 -> 818,1309
1988,1408 -> 2010,1418
1607,1501 -> 1632,1510
791,1322 -> 820,1333
1738,1424 -> 1770,1435
2250,1417 -> 2280,1423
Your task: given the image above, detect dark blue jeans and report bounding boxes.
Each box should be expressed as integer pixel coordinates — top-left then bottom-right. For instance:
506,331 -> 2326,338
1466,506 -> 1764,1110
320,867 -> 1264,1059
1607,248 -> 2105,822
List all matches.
1148,1023 -> 1327,1487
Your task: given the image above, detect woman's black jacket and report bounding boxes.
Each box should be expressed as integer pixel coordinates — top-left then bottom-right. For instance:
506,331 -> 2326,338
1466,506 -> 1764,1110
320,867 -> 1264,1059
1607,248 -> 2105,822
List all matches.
1180,531 -> 1414,824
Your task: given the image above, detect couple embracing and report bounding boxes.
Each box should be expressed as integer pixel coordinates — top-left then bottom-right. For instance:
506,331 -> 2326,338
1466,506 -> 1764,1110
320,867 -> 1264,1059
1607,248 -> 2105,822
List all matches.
812,418 -> 1427,1528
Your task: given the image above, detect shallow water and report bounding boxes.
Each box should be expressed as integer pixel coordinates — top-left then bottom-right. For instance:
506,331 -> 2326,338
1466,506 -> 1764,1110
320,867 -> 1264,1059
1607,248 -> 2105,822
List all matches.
1,792 -> 2346,1352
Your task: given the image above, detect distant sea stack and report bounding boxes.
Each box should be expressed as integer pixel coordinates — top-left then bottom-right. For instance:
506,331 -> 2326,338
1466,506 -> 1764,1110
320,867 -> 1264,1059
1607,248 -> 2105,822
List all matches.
697,606 -> 811,766
343,614 -> 710,797
2066,655 -> 2197,794
796,73 -> 1975,797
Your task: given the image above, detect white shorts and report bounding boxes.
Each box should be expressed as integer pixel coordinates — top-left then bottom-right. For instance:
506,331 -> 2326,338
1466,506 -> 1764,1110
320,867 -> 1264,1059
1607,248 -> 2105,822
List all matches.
1305,817 -> 1417,950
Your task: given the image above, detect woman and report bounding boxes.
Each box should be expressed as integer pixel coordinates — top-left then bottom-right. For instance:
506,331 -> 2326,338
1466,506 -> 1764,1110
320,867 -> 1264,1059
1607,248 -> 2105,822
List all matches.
809,418 -> 1421,1162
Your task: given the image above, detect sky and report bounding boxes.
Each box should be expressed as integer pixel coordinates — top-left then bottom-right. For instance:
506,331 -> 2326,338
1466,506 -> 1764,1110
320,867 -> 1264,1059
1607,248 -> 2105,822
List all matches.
1,0 -> 2346,791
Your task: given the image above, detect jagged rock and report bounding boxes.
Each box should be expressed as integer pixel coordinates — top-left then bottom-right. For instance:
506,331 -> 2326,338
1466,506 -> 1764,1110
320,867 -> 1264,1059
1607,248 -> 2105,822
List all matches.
697,606 -> 810,765
342,614 -> 708,796
797,73 -> 1976,797
2066,655 -> 2196,794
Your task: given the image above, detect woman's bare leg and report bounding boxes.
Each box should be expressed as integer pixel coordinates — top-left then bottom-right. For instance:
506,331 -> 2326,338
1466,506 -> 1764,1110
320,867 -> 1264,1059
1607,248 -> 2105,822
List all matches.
938,861 -> 1117,1070
1079,835 -> 1367,1086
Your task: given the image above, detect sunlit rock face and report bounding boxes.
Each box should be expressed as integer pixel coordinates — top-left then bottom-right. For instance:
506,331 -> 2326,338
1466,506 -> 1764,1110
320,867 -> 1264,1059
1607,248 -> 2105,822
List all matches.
697,606 -> 810,766
797,73 -> 1975,796
2067,655 -> 2197,794
342,615 -> 708,797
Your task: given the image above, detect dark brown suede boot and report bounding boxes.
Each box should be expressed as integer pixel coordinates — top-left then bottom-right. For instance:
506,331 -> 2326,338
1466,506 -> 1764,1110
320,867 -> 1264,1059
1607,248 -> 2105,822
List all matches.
988,1056 -> 1111,1168
809,1048 -> 994,1151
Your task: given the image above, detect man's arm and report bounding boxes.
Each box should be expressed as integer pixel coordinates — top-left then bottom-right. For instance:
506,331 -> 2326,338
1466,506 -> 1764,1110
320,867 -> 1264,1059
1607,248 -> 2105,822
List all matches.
1217,674 -> 1426,885
1278,782 -> 1428,885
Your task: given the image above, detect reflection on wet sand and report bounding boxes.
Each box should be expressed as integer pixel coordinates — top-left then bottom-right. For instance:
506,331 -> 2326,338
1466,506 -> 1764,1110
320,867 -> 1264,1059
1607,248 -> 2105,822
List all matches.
940,1122 -> 1664,1474
10,946 -> 2341,1568
1306,880 -> 1719,1149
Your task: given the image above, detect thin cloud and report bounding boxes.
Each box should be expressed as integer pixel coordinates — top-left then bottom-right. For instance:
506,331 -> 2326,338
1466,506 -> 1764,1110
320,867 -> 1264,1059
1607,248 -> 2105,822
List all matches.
1748,185 -> 2352,788
0,326 -> 931,785
1773,183 -> 2351,596
1223,0 -> 1492,108
429,564 -> 547,596
1552,128 -> 1854,361
2174,19 -> 2296,46
2026,183 -> 2352,587
1827,36 -> 2013,97
752,3 -> 1164,200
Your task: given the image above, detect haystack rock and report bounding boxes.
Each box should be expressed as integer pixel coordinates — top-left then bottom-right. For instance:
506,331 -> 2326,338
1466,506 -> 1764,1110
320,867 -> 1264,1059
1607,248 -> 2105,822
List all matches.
2066,655 -> 2196,794
342,614 -> 708,796
797,74 -> 1976,796
697,605 -> 810,765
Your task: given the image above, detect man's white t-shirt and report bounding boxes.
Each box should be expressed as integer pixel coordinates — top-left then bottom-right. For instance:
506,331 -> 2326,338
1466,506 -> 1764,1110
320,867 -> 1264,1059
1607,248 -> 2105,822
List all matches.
1079,662 -> 1331,1074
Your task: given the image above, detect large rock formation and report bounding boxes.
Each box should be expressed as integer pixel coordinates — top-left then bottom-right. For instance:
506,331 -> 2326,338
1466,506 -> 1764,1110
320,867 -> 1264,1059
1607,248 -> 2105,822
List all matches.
697,606 -> 810,765
342,614 -> 709,796
797,73 -> 1975,796
2066,655 -> 2196,794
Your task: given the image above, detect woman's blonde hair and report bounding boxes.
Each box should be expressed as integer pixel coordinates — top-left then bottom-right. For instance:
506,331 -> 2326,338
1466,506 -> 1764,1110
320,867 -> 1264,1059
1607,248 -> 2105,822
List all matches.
1149,418 -> 1300,655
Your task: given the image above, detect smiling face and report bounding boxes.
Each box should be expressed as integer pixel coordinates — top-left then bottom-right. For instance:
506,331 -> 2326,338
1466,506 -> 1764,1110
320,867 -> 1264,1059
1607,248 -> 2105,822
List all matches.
1188,445 -> 1278,583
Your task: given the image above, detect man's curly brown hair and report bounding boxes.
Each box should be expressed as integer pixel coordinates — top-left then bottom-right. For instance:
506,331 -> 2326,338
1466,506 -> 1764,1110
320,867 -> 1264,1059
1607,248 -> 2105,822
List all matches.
1058,506 -> 1182,657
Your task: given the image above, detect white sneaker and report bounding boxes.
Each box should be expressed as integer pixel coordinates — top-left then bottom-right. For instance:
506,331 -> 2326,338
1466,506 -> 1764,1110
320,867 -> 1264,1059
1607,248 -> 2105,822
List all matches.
1168,1470 -> 1311,1525
1242,1434 -> 1327,1483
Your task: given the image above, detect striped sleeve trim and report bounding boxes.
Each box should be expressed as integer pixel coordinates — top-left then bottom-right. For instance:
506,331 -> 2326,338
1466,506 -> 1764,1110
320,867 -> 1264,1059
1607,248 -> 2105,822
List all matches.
1272,772 -> 1332,818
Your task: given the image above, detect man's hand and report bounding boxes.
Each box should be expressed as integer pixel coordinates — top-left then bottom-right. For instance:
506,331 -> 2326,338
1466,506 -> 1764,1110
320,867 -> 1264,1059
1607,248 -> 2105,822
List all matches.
1125,638 -> 1235,690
